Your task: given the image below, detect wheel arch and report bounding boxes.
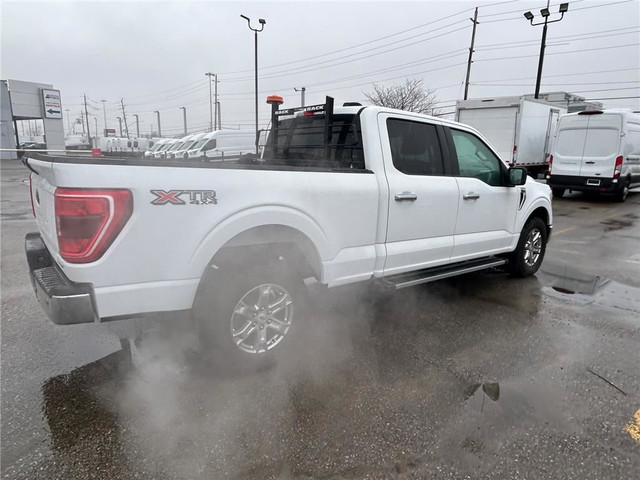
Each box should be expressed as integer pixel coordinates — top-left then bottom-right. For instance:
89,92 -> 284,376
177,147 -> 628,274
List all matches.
523,205 -> 552,240
192,223 -> 325,308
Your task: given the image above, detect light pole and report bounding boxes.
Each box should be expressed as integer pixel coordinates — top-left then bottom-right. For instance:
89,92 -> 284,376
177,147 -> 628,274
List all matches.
133,114 -> 140,137
94,117 -> 98,137
294,87 -> 306,107
116,117 -> 123,137
524,2 -> 569,99
153,110 -> 161,137
101,100 -> 108,135
179,106 -> 187,135
240,14 -> 266,154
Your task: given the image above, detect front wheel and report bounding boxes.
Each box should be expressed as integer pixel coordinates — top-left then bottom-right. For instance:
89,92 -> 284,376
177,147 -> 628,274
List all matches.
507,217 -> 547,277
195,263 -> 305,368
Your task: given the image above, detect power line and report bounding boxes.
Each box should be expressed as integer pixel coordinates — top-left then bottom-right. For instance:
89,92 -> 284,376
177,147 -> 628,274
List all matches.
475,42 -> 640,63
482,0 -> 634,23
221,7 -> 475,75
224,21 -> 471,82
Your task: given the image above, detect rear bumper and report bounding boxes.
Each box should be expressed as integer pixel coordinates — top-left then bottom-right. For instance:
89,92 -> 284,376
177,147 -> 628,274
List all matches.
547,174 -> 620,193
25,233 -> 97,325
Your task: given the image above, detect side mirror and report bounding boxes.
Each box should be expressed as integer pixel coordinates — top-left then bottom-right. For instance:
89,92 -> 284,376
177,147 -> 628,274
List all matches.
509,167 -> 527,186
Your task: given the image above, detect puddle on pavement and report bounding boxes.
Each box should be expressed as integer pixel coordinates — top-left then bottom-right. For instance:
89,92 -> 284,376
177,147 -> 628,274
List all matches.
538,263 -> 640,317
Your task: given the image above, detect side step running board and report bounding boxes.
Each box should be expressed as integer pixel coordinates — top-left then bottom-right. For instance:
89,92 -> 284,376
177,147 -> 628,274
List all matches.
378,257 -> 507,290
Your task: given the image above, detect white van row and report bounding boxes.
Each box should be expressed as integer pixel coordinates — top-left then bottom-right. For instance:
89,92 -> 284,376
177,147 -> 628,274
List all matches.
144,130 -> 256,161
547,109 -> 640,202
97,137 -> 161,153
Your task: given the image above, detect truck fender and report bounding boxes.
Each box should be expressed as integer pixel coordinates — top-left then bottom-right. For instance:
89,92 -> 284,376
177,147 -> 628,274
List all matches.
188,205 -> 329,282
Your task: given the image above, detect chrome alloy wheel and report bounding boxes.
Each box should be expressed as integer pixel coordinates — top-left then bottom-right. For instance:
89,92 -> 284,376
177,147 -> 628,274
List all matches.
523,228 -> 543,267
230,283 -> 293,354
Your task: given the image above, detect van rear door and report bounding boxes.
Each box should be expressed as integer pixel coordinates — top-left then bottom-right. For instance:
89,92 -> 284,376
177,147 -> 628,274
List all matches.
578,113 -> 622,179
552,115 -> 589,176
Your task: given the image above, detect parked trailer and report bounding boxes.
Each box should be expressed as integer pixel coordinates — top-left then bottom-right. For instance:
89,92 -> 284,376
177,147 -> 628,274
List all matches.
456,96 -> 567,177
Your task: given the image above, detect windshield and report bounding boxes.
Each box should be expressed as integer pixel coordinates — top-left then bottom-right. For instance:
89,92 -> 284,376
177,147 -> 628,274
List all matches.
192,137 -> 209,150
179,140 -> 196,151
168,141 -> 185,152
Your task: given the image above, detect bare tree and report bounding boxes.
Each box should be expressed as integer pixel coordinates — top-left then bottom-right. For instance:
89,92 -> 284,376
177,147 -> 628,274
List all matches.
364,78 -> 441,116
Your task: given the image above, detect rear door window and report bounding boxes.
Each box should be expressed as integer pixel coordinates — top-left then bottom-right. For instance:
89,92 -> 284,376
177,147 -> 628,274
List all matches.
386,118 -> 444,175
583,128 -> 620,157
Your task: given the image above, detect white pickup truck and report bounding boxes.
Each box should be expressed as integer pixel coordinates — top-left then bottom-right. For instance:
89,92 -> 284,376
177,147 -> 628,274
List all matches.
25,97 -> 553,364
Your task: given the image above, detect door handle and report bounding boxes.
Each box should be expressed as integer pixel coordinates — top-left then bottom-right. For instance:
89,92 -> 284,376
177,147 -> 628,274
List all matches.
585,161 -> 595,164
463,192 -> 480,200
395,192 -> 418,201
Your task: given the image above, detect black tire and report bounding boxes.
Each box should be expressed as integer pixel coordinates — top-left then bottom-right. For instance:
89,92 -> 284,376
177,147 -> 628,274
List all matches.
614,177 -> 629,202
507,217 -> 547,277
194,261 -> 305,370
552,188 -> 565,199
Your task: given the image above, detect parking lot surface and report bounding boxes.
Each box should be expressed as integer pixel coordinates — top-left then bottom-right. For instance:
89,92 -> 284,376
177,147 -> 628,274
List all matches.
2,159 -> 639,479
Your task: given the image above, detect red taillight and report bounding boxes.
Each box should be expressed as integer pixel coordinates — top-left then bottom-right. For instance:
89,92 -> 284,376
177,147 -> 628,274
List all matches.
29,174 -> 36,217
613,155 -> 623,178
55,188 -> 133,263
546,155 -> 554,177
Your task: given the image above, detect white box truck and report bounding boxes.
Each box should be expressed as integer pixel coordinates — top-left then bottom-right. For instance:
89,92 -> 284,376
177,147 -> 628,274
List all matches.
456,96 -> 567,177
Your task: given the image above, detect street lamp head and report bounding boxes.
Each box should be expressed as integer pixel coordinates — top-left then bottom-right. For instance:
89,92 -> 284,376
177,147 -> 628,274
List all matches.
179,106 -> 186,111
559,3 -> 569,13
523,11 -> 534,21
153,110 -> 158,114
240,14 -> 249,21
259,18 -> 266,25
540,7 -> 550,17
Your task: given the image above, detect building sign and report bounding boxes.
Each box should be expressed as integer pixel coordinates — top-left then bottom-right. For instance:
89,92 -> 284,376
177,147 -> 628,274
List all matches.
104,128 -> 116,137
41,89 -> 62,119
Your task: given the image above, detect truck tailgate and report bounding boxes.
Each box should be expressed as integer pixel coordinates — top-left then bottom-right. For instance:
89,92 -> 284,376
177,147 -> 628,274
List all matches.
26,156 -> 59,256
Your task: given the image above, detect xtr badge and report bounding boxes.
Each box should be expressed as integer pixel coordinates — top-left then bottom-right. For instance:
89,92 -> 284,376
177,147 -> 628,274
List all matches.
151,190 -> 217,205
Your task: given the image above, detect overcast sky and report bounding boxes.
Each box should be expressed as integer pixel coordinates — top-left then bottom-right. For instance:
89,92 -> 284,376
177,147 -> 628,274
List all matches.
2,0 -> 639,138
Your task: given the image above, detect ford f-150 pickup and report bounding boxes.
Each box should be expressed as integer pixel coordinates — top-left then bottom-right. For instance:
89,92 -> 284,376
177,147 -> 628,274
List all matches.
25,97 -> 553,364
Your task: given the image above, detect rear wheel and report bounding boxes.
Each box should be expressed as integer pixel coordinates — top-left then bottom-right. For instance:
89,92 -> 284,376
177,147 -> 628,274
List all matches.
195,261 -> 305,369
507,217 -> 547,277
614,177 -> 629,202
552,187 -> 565,198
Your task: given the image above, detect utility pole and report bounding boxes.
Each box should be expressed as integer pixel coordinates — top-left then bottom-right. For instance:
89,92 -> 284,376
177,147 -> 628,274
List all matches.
205,72 -> 218,131
214,74 -> 218,130
94,117 -> 98,137
524,2 -> 569,99
80,111 -> 86,135
116,117 -> 123,137
83,94 -> 91,142
65,109 -> 70,131
206,72 -> 213,132
464,7 -> 479,100
120,99 -> 129,137
294,87 -> 306,107
133,114 -> 140,137
217,101 -> 221,129
179,106 -> 187,135
153,110 -> 162,137
101,100 -> 108,135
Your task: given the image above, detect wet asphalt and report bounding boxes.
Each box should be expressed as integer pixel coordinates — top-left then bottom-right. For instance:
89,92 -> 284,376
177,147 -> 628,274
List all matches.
1,158 -> 639,479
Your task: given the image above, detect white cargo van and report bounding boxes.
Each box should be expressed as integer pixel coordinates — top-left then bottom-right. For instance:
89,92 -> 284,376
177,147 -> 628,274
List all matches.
169,132 -> 206,159
185,130 -> 255,161
153,138 -> 179,159
547,109 -> 640,201
144,138 -> 170,158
